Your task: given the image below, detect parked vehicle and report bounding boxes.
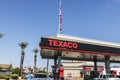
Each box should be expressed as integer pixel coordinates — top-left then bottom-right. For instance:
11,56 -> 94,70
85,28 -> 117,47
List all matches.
48,74 -> 54,80
92,74 -> 120,80
32,73 -> 54,80
32,73 -> 47,80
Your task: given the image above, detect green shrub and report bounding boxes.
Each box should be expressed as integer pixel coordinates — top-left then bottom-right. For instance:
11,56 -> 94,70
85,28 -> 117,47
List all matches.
0,75 -> 4,79
4,75 -> 9,80
11,74 -> 18,79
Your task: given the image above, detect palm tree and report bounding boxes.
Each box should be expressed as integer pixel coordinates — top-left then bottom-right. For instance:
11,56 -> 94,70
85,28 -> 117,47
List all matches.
33,48 -> 39,73
19,42 -> 28,78
0,33 -> 3,38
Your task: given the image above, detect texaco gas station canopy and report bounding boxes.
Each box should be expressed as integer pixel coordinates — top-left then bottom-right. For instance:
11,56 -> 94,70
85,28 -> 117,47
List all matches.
40,34 -> 120,63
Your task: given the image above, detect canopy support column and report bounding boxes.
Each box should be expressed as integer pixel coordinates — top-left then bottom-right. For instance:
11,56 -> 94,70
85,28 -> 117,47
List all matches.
105,55 -> 110,74
58,51 -> 62,80
93,56 -> 98,77
54,56 -> 57,80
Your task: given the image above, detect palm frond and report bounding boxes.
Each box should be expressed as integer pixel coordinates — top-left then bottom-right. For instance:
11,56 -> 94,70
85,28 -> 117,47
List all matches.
33,48 -> 39,54
19,42 -> 29,49
0,33 -> 4,38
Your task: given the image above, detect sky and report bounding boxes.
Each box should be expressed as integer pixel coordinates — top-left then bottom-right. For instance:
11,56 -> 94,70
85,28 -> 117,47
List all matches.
1,0 -> 120,71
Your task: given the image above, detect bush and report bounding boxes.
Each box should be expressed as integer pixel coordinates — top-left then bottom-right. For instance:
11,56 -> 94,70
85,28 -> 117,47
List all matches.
0,75 -> 4,79
38,70 -> 46,73
4,75 -> 9,80
0,75 -> 10,80
11,74 -> 18,79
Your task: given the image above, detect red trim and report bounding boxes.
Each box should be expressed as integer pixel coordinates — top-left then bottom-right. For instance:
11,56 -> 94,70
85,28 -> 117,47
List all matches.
40,46 -> 120,56
83,67 -> 104,71
98,67 -> 104,71
83,67 -> 93,71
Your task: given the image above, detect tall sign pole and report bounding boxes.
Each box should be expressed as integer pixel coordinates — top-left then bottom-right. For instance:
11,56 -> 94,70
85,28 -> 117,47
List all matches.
58,0 -> 62,34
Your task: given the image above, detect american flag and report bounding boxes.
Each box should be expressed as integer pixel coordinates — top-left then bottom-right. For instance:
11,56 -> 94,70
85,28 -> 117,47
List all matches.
59,0 -> 62,34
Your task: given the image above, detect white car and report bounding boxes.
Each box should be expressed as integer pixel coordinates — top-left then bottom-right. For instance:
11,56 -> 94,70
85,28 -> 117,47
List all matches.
92,74 -> 120,80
